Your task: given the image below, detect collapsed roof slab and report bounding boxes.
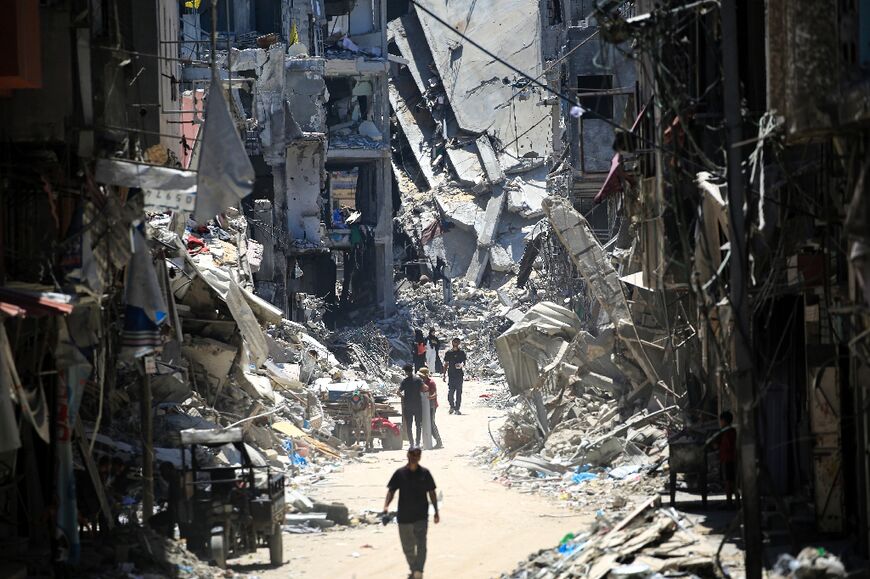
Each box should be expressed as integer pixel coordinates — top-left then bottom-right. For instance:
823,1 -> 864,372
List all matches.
446,142 -> 485,187
434,193 -> 480,232
391,14 -> 485,188
413,0 -> 552,167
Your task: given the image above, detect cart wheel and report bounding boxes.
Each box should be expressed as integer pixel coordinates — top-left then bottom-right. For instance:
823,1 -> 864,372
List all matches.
269,523 -> 283,566
210,533 -> 227,568
382,429 -> 402,450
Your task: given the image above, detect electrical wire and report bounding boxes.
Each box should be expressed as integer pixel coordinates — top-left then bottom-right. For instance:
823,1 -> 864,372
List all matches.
408,0 -> 713,175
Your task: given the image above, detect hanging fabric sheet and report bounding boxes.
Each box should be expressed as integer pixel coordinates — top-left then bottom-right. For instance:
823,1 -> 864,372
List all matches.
121,227 -> 168,358
55,321 -> 93,564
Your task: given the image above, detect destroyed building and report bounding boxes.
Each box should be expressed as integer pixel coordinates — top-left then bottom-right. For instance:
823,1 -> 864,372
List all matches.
176,0 -> 396,320
0,1 -> 398,575
488,0 -> 870,575
388,0 -> 561,288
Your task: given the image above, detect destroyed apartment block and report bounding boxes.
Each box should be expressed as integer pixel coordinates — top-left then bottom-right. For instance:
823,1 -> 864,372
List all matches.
388,0 -> 554,288
187,0 -> 399,319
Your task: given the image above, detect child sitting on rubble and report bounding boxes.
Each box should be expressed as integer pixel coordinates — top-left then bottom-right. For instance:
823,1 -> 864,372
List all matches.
715,410 -> 739,509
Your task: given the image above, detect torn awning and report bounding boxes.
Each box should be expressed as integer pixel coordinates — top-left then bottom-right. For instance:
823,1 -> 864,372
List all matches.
594,101 -> 650,205
94,158 -> 197,212
593,153 -> 625,204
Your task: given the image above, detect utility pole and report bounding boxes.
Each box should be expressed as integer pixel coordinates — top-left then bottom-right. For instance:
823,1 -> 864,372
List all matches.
721,1 -> 763,577
140,362 -> 154,521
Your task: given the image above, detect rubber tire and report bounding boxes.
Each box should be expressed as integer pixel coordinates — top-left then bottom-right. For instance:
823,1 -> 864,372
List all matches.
210,533 -> 227,568
382,429 -> 402,451
268,523 -> 283,566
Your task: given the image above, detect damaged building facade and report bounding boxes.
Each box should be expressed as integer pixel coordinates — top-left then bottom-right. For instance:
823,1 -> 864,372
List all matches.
0,0 -> 396,574
179,0 -> 395,320
491,0 -> 870,574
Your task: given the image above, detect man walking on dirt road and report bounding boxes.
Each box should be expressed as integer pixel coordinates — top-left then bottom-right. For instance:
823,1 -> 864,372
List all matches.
384,447 -> 440,579
443,338 -> 467,415
399,364 -> 424,447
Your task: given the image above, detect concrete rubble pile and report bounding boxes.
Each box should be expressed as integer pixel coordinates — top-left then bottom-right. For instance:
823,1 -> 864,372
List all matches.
389,0 -> 553,288
88,212 -> 344,473
79,527 -> 229,579
480,197 -> 683,504
386,274 -> 537,381
84,213 -> 418,553
503,497 -> 731,579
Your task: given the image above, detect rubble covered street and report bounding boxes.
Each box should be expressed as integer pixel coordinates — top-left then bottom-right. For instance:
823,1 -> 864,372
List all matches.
1,1 -> 869,579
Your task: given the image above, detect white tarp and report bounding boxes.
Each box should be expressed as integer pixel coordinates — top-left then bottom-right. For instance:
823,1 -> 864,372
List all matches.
193,78 -> 255,223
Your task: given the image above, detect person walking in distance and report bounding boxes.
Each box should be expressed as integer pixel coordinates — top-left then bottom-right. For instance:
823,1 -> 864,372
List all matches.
433,256 -> 452,304
417,367 -> 443,449
425,327 -> 441,375
399,364 -> 424,448
443,337 -> 467,415
412,329 -> 427,372
384,447 -> 440,579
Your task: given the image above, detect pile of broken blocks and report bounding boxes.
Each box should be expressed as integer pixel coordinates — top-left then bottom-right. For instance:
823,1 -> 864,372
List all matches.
502,497 -> 736,579
476,387 -> 673,511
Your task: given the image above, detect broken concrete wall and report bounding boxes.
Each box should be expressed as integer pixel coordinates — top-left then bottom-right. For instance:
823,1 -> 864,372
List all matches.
286,139 -> 326,246
567,23 -> 637,174
285,57 -> 329,133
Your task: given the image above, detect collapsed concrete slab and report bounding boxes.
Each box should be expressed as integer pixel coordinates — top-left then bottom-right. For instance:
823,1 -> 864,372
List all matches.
389,83 -> 440,188
413,0 -> 552,166
495,301 -> 584,395
478,187 -> 507,248
435,194 -> 479,232
506,170 -> 548,218
388,14 -> 440,101
476,135 -> 505,185
390,12 -> 484,188
543,197 -> 664,395
465,186 -> 507,286
446,142 -> 485,187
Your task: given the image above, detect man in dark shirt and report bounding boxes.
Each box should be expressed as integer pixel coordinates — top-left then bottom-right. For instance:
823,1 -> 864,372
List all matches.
384,447 -> 439,579
399,364 -> 424,448
443,338 -> 467,415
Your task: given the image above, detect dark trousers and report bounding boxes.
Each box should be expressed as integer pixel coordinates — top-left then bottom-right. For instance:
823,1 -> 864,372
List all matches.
447,376 -> 463,411
404,407 -> 422,447
398,520 -> 428,573
430,406 -> 442,445
414,354 -> 426,371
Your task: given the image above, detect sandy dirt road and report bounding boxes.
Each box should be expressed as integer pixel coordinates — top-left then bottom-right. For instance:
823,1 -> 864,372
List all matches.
229,379 -> 592,578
